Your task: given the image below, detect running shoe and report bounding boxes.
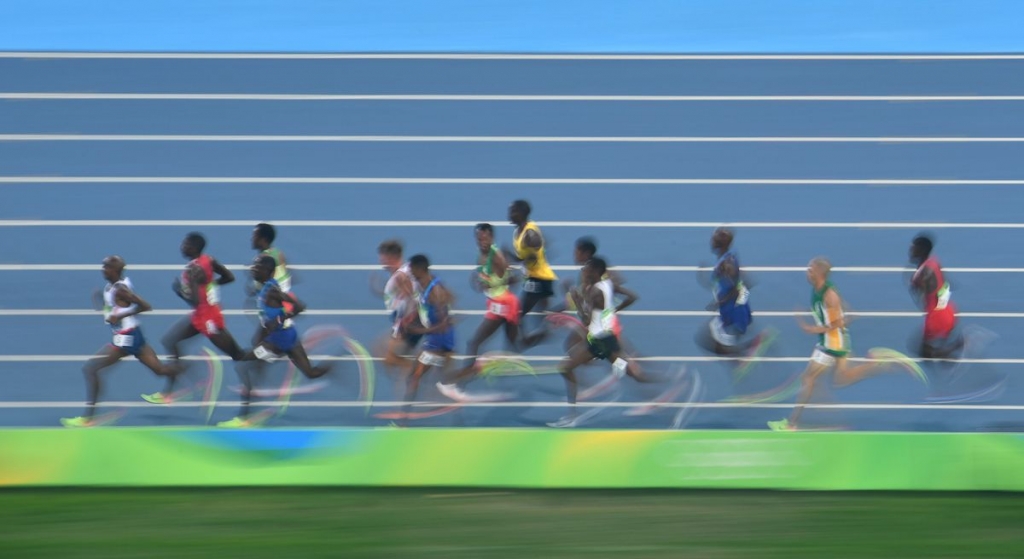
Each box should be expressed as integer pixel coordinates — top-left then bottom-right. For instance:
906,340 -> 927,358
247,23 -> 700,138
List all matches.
767,418 -> 796,431
60,416 -> 93,428
216,412 -> 269,429
435,382 -> 510,403
547,415 -> 581,428
141,392 -> 173,404
61,410 -> 123,428
436,382 -> 469,402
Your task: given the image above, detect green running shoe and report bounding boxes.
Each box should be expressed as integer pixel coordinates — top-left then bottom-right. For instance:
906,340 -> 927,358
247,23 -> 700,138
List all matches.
141,392 -> 172,404
60,416 -> 93,428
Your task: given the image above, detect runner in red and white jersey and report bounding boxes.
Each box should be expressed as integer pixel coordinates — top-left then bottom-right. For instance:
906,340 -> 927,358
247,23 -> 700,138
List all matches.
909,234 -> 964,359
146,232 -> 245,404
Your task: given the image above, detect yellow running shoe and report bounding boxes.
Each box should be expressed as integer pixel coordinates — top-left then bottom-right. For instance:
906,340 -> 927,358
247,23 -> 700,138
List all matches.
61,416 -> 93,428
767,418 -> 796,431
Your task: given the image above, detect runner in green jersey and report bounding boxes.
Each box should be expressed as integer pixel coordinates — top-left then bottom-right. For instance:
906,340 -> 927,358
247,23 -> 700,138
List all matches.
768,257 -> 923,431
437,223 -> 520,402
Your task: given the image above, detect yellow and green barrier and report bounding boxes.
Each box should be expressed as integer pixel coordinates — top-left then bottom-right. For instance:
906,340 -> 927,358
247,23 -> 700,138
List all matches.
2,428 -> 1024,490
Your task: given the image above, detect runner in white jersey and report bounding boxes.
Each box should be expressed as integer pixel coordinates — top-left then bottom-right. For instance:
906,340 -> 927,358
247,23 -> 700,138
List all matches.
377,240 -> 422,368
61,256 -> 183,428
550,257 -> 652,428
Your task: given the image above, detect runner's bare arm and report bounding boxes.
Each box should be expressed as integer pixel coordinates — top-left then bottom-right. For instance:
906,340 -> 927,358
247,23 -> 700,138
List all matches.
105,286 -> 152,323
117,286 -> 152,314
182,264 -> 205,306
211,259 -> 235,285
798,290 -> 847,333
493,248 -> 509,277
578,285 -> 602,325
408,285 -> 453,334
279,291 -> 307,318
712,260 -> 740,305
523,229 -> 543,249
613,284 -> 639,313
913,264 -> 937,292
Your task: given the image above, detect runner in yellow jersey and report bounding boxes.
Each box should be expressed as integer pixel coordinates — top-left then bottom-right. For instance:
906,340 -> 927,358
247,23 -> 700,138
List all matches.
768,257 -> 923,431
507,200 -> 557,346
437,223 -> 519,402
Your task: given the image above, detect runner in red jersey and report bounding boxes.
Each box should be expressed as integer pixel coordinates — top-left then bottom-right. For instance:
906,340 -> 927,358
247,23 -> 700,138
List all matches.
909,234 -> 964,359
147,232 -> 245,404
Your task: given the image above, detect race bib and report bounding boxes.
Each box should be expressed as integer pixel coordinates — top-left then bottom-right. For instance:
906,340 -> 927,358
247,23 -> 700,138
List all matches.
112,334 -> 134,348
488,301 -> 508,316
418,351 -> 447,367
523,279 -> 541,293
254,345 -> 277,362
206,284 -> 221,305
205,320 -> 220,335
736,284 -> 750,305
936,284 -> 951,310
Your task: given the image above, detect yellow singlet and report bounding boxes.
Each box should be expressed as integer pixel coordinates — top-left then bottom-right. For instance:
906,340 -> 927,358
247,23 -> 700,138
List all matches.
513,221 -> 557,281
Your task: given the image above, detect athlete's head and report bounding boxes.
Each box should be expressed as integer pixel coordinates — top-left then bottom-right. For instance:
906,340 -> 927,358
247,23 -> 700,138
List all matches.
252,222 -> 276,250
377,239 -> 404,270
181,232 -> 206,259
711,227 -> 734,255
807,257 -> 832,286
583,256 -> 608,284
574,237 -> 597,265
910,233 -> 934,264
474,223 -> 495,252
409,253 -> 431,283
102,255 -> 125,282
508,200 -> 531,225
251,255 -> 276,283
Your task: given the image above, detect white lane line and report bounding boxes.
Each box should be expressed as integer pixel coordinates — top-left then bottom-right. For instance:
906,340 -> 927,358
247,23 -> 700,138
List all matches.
3,177 -> 1024,187
4,53 -> 1024,60
0,355 -> 1018,364
5,134 -> 1024,143
3,93 -> 1024,102
0,309 -> 1018,318
3,176 -> 1024,186
2,400 -> 1023,411
2,219 -> 1024,229
2,264 -> 1024,273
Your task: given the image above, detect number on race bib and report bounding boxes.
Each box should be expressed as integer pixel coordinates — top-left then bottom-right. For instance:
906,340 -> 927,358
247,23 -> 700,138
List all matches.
112,334 -> 134,348
524,280 -> 539,293
488,302 -> 508,316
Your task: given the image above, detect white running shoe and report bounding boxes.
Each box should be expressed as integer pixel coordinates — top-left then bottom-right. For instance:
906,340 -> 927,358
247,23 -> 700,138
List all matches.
436,382 -> 469,402
547,415 -> 580,428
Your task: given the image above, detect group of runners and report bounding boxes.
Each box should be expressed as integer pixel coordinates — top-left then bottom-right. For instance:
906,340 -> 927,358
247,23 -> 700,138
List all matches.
64,200 -> 964,431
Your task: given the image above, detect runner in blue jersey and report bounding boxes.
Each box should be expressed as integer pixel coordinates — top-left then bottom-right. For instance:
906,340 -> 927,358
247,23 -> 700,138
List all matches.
400,254 -> 456,422
219,255 -> 332,428
697,228 -> 776,375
